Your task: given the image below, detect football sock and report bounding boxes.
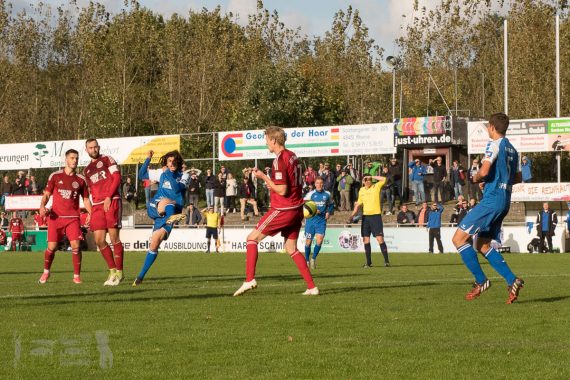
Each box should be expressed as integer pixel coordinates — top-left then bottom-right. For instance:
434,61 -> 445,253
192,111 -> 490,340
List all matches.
290,250 -> 316,289
100,245 -> 116,270
380,242 -> 389,264
312,244 -> 322,260
484,247 -> 516,286
138,250 -> 158,280
164,203 -> 176,218
364,243 -> 372,266
112,241 -> 124,271
207,239 -> 211,252
457,243 -> 487,284
245,240 -> 258,282
304,244 -> 311,261
44,249 -> 55,271
72,248 -> 82,276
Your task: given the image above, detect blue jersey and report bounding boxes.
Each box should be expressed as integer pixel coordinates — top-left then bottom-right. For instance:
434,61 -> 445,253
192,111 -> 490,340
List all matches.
304,189 -> 333,222
139,157 -> 188,207
480,137 -> 518,207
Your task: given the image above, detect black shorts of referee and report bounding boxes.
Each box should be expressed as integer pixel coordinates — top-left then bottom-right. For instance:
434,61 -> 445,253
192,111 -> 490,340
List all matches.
361,214 -> 384,238
206,226 -> 218,239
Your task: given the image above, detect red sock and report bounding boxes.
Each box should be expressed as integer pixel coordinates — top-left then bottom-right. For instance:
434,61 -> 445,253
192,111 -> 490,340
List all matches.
72,248 -> 82,276
291,250 -> 316,289
100,245 -> 116,270
245,240 -> 258,282
112,242 -> 124,270
44,249 -> 55,271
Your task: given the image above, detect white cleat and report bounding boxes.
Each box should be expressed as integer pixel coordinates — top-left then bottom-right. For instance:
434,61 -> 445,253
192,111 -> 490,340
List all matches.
302,287 -> 320,296
103,270 -> 118,286
310,258 -> 316,270
233,279 -> 257,296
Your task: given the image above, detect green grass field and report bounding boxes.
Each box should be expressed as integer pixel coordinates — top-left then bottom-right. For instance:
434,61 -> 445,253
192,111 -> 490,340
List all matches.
1,251 -> 570,379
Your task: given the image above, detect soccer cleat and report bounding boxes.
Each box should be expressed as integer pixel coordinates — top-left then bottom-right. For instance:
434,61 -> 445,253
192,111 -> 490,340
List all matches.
103,269 -> 117,286
132,277 -> 143,287
385,262 -> 391,267
465,279 -> 491,301
310,258 -> 316,270
233,279 -> 257,296
506,278 -> 524,304
166,213 -> 186,225
302,287 -> 319,296
73,276 -> 82,284
38,272 -> 50,284
114,270 -> 124,285
363,264 -> 372,268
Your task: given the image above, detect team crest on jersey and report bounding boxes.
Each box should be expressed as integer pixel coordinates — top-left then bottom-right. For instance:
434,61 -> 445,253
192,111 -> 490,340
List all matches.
72,181 -> 79,189
163,180 -> 172,190
96,161 -> 104,169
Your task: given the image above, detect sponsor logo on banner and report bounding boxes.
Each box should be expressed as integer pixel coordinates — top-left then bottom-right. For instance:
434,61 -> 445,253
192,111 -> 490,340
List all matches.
511,182 -> 570,201
393,116 -> 453,147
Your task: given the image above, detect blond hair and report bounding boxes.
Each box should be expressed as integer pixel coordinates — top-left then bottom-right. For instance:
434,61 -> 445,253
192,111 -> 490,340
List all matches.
264,126 -> 287,146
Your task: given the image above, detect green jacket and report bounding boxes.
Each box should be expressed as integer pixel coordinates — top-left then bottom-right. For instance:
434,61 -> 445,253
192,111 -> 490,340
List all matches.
336,174 -> 353,192
363,162 -> 381,182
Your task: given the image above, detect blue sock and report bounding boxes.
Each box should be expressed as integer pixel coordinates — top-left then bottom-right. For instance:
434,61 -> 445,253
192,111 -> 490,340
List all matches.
484,248 -> 516,285
312,244 -> 322,260
138,250 -> 158,280
304,245 -> 311,261
164,204 -> 176,218
457,244 -> 487,284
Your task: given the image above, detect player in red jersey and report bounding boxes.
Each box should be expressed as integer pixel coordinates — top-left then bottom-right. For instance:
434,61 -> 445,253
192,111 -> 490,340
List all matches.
84,138 -> 124,286
233,126 -> 318,296
38,149 -> 92,284
8,211 -> 24,251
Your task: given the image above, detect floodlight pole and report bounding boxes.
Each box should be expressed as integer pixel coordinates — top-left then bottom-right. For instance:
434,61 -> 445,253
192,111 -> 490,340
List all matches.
392,68 -> 396,122
556,10 -> 561,183
504,19 -> 508,115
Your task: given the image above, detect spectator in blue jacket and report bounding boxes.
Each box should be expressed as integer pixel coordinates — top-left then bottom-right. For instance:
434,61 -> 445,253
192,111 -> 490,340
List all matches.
408,159 -> 426,205
426,202 -> 444,254
521,156 -> 532,183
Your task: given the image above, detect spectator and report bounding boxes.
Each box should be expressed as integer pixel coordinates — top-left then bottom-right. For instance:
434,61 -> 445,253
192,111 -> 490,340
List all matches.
225,173 -> 238,213
304,165 -> 317,187
363,161 -> 381,179
424,159 -> 434,202
449,160 -> 465,200
427,203 -> 444,254
536,202 -> 557,253
213,172 -> 226,214
185,203 -> 202,227
123,177 -> 137,206
467,158 -> 482,201
12,176 -> 26,195
408,159 -> 426,205
469,198 -> 477,210
415,201 -> 429,226
27,175 -> 40,195
242,167 -> 257,199
380,166 -> 394,215
219,165 -> 229,180
566,203 -> 570,245
337,169 -> 353,211
332,163 -> 342,209
521,156 -> 532,183
397,204 -> 415,226
0,228 -> 5,246
388,157 -> 402,207
142,178 -> 152,207
344,162 -> 360,206
1,175 -> 12,207
450,200 -> 469,226
317,162 -> 325,176
432,156 -> 446,203
238,177 -> 259,221
0,211 -> 9,229
321,163 -> 335,195
204,168 -> 216,208
186,170 -> 201,207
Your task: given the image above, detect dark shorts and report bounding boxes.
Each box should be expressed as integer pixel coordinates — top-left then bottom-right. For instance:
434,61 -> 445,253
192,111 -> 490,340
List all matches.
256,207 -> 303,240
206,227 -> 218,239
361,214 -> 384,238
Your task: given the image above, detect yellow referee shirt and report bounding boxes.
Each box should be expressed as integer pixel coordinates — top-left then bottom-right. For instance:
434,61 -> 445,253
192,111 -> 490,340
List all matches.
356,179 -> 385,215
204,211 -> 220,228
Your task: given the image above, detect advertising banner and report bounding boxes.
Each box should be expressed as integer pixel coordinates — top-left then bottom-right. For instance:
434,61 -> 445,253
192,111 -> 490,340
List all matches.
4,195 -> 86,211
0,135 -> 180,170
393,116 -> 453,147
511,182 -> 570,202
468,118 -> 570,154
218,124 -> 395,161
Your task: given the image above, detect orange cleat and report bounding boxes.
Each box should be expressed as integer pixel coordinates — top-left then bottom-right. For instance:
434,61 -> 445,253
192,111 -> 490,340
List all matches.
506,278 -> 524,304
465,279 -> 491,301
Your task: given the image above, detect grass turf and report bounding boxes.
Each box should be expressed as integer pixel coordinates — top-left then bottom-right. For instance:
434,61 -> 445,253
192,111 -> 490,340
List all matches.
1,251 -> 569,379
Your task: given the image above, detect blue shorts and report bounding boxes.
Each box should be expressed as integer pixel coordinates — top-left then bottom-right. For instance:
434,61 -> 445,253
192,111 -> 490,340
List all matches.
148,201 -> 183,240
304,218 -> 327,240
361,214 -> 384,238
458,203 -> 509,242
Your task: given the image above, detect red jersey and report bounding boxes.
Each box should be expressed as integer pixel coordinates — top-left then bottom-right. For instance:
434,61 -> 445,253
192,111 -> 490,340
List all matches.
9,217 -> 24,233
33,213 -> 47,227
83,155 -> 121,204
270,148 -> 304,210
45,170 -> 89,218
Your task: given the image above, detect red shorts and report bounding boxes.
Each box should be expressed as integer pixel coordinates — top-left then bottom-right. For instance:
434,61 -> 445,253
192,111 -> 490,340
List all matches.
90,199 -> 122,231
256,207 -> 303,240
48,217 -> 83,243
11,233 -> 22,242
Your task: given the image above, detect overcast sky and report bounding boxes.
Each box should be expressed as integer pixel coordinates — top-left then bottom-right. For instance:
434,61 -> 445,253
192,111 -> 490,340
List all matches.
11,0 -> 442,55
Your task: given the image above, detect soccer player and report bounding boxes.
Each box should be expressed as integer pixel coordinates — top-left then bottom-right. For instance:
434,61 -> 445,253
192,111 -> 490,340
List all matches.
84,138 -> 124,286
38,149 -> 92,284
202,206 -> 221,253
452,112 -> 524,304
233,126 -> 318,296
347,175 -> 390,268
8,211 -> 24,251
304,176 -> 333,270
132,150 -> 188,286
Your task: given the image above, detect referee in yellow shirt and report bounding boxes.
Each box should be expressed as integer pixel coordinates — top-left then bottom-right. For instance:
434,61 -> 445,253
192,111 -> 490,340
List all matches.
347,175 -> 390,267
203,206 -> 221,253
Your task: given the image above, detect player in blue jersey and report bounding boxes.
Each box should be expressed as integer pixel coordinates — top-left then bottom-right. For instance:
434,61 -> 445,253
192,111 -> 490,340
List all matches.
452,113 -> 524,304
304,177 -> 334,269
133,150 -> 189,286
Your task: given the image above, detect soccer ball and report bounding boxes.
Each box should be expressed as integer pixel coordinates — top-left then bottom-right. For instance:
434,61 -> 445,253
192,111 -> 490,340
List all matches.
303,201 -> 317,219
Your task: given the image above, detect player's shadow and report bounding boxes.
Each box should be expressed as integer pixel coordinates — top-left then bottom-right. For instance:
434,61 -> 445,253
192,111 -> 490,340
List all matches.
154,273 -> 357,284
320,281 -> 441,296
394,263 -> 465,268
517,295 -> 570,304
7,288 -> 163,302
